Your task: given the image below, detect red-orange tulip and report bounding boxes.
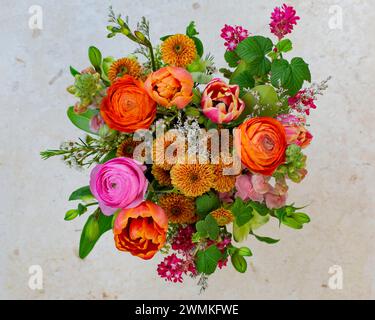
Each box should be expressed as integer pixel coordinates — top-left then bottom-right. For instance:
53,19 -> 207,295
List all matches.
113,201 -> 168,260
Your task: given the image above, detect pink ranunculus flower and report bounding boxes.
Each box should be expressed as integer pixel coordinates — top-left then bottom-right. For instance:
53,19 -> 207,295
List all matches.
89,157 -> 148,215
277,114 -> 313,149
201,78 -> 245,124
235,174 -> 264,203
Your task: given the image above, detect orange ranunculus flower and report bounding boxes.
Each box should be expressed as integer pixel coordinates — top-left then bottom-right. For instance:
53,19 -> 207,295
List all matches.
236,117 -> 287,176
113,201 -> 168,260
100,75 -> 156,133
144,66 -> 193,109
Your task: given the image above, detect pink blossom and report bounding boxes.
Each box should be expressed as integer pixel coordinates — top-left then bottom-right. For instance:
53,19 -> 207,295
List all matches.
270,4 -> 300,40
90,114 -> 105,133
221,24 -> 249,51
288,89 -> 317,115
251,174 -> 271,194
264,190 -> 287,209
277,114 -> 313,148
218,192 -> 234,204
157,254 -> 184,283
235,174 -> 264,203
172,225 -> 195,253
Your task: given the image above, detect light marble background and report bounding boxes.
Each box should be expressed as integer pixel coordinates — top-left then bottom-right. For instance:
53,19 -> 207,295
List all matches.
1,0 -> 374,300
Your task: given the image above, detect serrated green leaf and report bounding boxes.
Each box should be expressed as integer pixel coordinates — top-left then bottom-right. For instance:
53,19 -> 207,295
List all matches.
231,253 -> 247,273
229,69 -> 255,91
67,106 -> 98,135
231,198 -> 253,227
195,191 -> 220,218
195,214 -> 219,241
69,186 -> 93,201
235,36 -> 273,76
196,245 -> 222,275
224,50 -> 240,68
271,57 -> 311,95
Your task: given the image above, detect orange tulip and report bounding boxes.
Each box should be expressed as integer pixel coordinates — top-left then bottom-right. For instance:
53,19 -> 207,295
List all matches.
144,66 -> 193,109
100,75 -> 156,133
113,201 -> 168,260
236,117 -> 287,176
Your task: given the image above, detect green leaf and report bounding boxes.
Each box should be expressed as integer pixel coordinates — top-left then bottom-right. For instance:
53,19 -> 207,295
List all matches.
100,149 -> 117,164
184,106 -> 201,117
276,39 -> 293,53
237,247 -> 253,257
88,46 -> 102,71
77,203 -> 88,216
186,21 -> 199,37
70,66 -> 80,77
282,217 -> 303,229
196,245 -> 222,275
224,50 -> 240,68
231,198 -> 253,227
160,35 -> 173,41
229,69 -> 255,91
79,209 -> 113,259
231,253 -> 247,273
67,106 -> 98,135
233,220 -> 251,243
195,191 -> 220,218
64,209 -> 79,221
192,37 -> 204,57
69,186 -> 93,202
195,214 -> 219,240
235,36 -> 273,76
248,210 -> 270,231
271,57 -> 311,95
248,201 -> 269,216
252,232 -> 280,244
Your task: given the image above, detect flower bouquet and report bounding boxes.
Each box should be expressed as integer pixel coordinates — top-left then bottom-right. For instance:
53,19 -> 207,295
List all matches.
41,4 -> 329,289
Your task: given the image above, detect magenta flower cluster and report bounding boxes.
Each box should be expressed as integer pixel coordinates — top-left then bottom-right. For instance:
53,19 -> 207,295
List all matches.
270,4 -> 300,40
220,24 -> 249,51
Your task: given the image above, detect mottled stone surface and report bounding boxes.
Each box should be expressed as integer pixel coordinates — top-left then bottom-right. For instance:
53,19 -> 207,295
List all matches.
1,0 -> 374,299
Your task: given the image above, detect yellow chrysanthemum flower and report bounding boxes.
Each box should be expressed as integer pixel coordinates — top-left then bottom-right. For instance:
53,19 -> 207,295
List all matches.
161,34 -> 197,67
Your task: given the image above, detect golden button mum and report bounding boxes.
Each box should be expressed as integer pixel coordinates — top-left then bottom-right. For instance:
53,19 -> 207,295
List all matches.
108,58 -> 142,83
211,208 -> 234,226
161,34 -> 197,67
170,163 -> 215,197
158,193 -> 197,224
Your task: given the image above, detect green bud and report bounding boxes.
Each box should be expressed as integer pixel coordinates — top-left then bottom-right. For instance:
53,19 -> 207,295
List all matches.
67,85 -> 76,95
231,253 -> 247,273
64,209 -> 79,221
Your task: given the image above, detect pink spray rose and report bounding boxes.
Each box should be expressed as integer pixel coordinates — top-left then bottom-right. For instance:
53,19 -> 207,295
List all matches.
89,157 -> 148,215
201,78 -> 245,124
265,191 -> 287,209
235,174 -> 264,203
277,114 -> 313,149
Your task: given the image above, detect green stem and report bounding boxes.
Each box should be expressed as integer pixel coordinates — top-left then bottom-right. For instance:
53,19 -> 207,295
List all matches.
148,44 -> 156,71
